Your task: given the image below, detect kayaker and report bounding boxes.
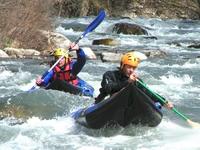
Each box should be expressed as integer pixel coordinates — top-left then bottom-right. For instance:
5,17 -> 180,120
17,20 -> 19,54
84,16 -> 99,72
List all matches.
36,43 -> 94,97
95,51 -> 173,109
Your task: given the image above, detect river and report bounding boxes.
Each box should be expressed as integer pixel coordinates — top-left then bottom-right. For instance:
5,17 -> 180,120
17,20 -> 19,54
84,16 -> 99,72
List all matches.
0,16 -> 200,149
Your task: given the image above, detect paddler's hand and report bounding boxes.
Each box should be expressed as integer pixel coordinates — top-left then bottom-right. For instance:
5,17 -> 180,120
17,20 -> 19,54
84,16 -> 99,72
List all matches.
69,42 -> 79,51
128,73 -> 138,83
164,101 -> 174,109
36,76 -> 43,85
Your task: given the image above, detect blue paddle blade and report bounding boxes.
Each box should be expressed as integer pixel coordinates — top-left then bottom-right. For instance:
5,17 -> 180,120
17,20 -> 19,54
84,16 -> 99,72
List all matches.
82,9 -> 106,37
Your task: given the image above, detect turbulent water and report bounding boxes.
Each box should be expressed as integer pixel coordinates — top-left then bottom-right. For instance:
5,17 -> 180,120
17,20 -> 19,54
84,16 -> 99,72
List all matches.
0,16 -> 200,150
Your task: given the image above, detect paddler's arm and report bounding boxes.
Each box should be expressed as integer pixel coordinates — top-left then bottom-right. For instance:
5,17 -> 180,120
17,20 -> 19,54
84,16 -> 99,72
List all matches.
36,70 -> 54,87
136,78 -> 173,109
70,44 -> 86,76
96,71 -> 128,103
101,71 -> 129,94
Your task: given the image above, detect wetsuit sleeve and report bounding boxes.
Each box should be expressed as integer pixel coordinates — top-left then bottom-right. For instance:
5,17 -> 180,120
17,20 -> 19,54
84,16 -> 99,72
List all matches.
95,71 -> 129,103
71,48 -> 86,76
101,71 -> 129,94
40,70 -> 54,86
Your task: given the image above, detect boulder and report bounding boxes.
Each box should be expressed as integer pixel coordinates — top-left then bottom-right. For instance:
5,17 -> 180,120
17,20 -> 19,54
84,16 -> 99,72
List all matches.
82,47 -> 97,59
100,52 -> 122,62
113,23 -> 148,35
4,47 -> 40,58
70,47 -> 97,60
92,38 -> 120,46
99,50 -> 167,62
41,31 -> 97,59
0,49 -> 9,58
144,50 -> 167,58
41,30 -> 71,50
188,43 -> 200,49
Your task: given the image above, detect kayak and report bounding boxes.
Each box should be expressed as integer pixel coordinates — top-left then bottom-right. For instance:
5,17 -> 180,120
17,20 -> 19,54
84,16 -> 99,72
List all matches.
45,78 -> 94,97
71,83 -> 163,129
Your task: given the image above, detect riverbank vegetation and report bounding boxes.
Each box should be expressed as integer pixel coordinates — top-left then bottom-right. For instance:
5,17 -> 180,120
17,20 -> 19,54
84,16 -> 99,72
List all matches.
0,0 -> 200,52
0,0 -> 55,50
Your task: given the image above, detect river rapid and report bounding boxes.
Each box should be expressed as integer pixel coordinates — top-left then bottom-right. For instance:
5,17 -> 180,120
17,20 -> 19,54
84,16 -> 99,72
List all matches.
0,16 -> 200,150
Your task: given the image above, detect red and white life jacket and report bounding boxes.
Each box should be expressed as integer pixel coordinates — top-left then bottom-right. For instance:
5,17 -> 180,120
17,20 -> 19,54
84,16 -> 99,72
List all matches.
53,63 -> 78,85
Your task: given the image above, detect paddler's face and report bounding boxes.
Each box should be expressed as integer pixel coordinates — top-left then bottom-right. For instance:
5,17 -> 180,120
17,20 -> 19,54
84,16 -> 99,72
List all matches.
55,56 -> 67,67
122,64 -> 137,77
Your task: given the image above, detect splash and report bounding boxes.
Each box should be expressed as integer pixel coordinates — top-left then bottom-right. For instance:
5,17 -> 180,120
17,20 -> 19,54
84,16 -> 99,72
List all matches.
160,74 -> 192,85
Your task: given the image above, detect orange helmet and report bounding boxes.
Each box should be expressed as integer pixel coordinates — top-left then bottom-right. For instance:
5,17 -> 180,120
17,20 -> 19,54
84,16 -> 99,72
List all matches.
120,52 -> 140,68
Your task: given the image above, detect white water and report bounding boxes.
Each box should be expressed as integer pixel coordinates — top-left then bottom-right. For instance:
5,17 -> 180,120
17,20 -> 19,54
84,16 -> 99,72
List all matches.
1,17 -> 200,149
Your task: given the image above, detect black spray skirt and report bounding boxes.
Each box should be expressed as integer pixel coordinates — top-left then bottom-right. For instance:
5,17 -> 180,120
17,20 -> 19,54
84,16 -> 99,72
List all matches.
72,83 -> 163,129
46,79 -> 82,95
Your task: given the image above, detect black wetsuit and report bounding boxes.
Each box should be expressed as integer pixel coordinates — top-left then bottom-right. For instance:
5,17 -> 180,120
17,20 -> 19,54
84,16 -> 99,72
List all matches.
95,69 -> 131,103
95,69 -> 165,105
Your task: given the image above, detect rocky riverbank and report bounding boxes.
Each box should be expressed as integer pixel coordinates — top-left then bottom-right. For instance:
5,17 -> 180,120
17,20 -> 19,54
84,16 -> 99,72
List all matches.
54,0 -> 200,20
1,0 -> 200,63
1,21 -> 200,63
0,26 -> 168,63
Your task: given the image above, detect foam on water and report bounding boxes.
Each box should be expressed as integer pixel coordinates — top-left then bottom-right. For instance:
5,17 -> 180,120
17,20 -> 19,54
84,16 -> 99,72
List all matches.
0,69 -> 14,80
160,74 -> 193,85
56,26 -> 82,36
142,59 -> 200,69
1,17 -> 200,150
0,116 -> 76,149
181,60 -> 200,69
120,37 -> 141,46
24,117 -> 75,133
0,61 -> 24,66
159,122 -> 200,150
0,69 -> 32,89
0,113 -> 199,150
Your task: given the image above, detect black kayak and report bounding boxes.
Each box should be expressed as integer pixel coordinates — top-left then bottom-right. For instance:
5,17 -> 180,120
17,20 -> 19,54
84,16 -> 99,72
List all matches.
71,83 -> 163,129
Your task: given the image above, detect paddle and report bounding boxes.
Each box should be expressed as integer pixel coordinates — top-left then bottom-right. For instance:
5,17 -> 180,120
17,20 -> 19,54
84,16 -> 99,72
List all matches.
136,79 -> 200,128
28,9 -> 106,92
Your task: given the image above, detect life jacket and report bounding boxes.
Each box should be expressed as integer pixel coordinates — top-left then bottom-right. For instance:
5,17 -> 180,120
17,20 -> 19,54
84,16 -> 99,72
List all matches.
53,61 -> 78,85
